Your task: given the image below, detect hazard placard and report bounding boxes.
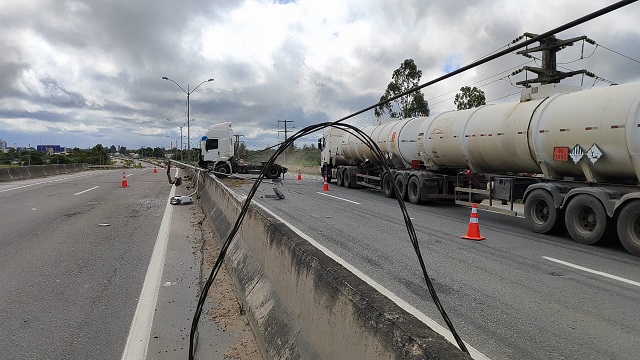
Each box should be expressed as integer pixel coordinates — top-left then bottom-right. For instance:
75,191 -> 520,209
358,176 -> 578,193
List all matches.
553,147 -> 569,161
570,144 -> 585,164
587,144 -> 603,163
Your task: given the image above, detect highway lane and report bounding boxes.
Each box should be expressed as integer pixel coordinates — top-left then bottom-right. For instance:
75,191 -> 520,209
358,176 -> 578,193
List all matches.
227,173 -> 640,360
0,169 -> 172,359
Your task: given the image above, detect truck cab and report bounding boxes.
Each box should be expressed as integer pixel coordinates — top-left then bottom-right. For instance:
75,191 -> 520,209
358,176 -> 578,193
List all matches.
199,122 -> 234,174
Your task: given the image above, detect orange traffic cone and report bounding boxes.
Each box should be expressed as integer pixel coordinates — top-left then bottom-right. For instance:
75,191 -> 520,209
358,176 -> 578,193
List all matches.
297,170 -> 302,181
153,167 -> 157,173
461,203 -> 485,240
121,172 -> 128,188
322,175 -> 329,191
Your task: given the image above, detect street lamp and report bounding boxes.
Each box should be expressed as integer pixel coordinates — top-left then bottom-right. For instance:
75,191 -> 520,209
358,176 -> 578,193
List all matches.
166,118 -> 185,161
161,77 -> 213,160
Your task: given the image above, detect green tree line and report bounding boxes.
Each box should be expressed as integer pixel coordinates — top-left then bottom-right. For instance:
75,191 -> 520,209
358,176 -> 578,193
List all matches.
0,145 -> 111,166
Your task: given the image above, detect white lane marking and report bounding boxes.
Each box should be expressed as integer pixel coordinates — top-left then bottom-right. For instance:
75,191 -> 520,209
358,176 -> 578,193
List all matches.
73,186 -> 99,195
121,172 -> 178,359
252,201 -> 490,360
0,173 -> 100,193
543,256 -> 640,288
316,191 -> 361,204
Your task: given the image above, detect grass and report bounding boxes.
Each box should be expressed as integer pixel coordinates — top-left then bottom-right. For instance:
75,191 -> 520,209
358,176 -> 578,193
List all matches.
282,163 -> 321,176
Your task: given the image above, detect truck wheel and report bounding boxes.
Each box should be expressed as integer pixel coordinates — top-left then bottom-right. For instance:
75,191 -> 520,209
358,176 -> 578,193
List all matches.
617,200 -> 640,256
266,166 -> 280,179
394,175 -> 407,201
407,176 -> 422,204
214,164 -> 230,178
565,194 -> 608,245
336,169 -> 344,187
525,189 -> 561,234
344,169 -> 352,188
382,173 -> 395,198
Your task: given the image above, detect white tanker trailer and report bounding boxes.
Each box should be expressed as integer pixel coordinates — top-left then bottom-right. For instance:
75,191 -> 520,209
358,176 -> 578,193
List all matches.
319,81 -> 640,256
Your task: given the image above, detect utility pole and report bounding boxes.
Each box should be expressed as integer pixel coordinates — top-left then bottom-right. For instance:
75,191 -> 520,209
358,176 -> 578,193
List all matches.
515,33 -> 595,86
278,119 -> 294,165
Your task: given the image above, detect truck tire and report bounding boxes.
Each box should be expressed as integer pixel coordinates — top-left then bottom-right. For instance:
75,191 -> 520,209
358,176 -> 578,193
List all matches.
214,164 -> 230,178
266,166 -> 280,179
617,200 -> 640,256
525,189 -> 562,234
382,173 -> 395,198
394,175 -> 407,201
344,169 -> 352,188
565,194 -> 608,245
336,169 -> 344,187
407,176 -> 422,204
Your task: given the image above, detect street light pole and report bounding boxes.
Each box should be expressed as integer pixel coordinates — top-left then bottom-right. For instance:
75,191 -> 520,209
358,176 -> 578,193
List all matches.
161,77 -> 213,162
166,118 -> 184,161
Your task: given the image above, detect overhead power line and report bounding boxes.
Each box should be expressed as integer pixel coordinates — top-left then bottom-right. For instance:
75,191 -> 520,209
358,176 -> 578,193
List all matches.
596,43 -> 640,64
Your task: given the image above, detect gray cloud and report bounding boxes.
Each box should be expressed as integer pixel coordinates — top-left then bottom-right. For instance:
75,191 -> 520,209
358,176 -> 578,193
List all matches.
0,0 -> 639,151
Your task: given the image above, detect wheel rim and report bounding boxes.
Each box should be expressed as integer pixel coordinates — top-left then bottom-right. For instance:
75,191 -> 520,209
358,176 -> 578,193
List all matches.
576,205 -> 597,232
532,199 -> 550,224
382,174 -> 394,197
408,179 -> 419,201
409,183 -> 418,197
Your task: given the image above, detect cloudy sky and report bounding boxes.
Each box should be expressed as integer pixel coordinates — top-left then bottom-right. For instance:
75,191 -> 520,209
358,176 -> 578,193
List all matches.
1,0 -> 639,151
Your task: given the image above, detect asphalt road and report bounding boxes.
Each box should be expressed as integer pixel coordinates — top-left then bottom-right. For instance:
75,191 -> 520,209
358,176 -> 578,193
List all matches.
227,172 -> 640,360
0,169 -> 171,359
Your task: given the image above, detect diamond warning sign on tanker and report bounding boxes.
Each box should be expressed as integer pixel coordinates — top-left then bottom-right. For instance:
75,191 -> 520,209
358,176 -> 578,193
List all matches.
569,144 -> 584,164
587,144 -> 603,163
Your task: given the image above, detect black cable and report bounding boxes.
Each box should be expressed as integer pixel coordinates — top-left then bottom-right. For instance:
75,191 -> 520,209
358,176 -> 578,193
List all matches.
189,1 -> 638,358
597,43 -> 640,64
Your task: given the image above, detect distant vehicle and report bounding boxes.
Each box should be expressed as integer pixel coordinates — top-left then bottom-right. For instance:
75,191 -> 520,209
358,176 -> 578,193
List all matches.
320,81 -> 640,256
198,122 -> 287,179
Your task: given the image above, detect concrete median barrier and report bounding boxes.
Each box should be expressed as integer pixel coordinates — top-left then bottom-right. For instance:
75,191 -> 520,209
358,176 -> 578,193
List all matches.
190,167 -> 470,360
17,166 -> 31,179
0,168 -> 13,182
44,164 -> 57,175
8,167 -> 21,180
32,165 -> 46,177
0,163 -> 89,182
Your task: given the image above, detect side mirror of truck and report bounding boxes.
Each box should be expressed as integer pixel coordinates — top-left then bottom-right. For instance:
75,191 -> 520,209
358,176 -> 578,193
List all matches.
317,138 -> 323,151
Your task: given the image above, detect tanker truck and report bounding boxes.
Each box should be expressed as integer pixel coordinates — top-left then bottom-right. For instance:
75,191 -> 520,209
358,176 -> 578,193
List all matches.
319,81 -> 640,256
198,122 -> 287,179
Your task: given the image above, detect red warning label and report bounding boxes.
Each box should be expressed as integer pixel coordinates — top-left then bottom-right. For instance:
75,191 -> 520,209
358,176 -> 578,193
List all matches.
553,147 -> 569,161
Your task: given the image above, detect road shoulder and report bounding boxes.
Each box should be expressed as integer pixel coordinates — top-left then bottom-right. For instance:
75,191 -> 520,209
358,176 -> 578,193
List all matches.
146,187 -> 260,359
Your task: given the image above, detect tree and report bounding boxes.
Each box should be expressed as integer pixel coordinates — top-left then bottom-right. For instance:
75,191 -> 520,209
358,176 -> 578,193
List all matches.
29,151 -> 45,165
152,147 -> 164,158
454,86 -> 486,110
374,59 -> 430,118
90,144 -> 109,165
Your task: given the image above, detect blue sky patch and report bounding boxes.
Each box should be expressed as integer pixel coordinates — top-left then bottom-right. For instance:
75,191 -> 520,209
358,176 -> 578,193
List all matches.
442,55 -> 462,74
